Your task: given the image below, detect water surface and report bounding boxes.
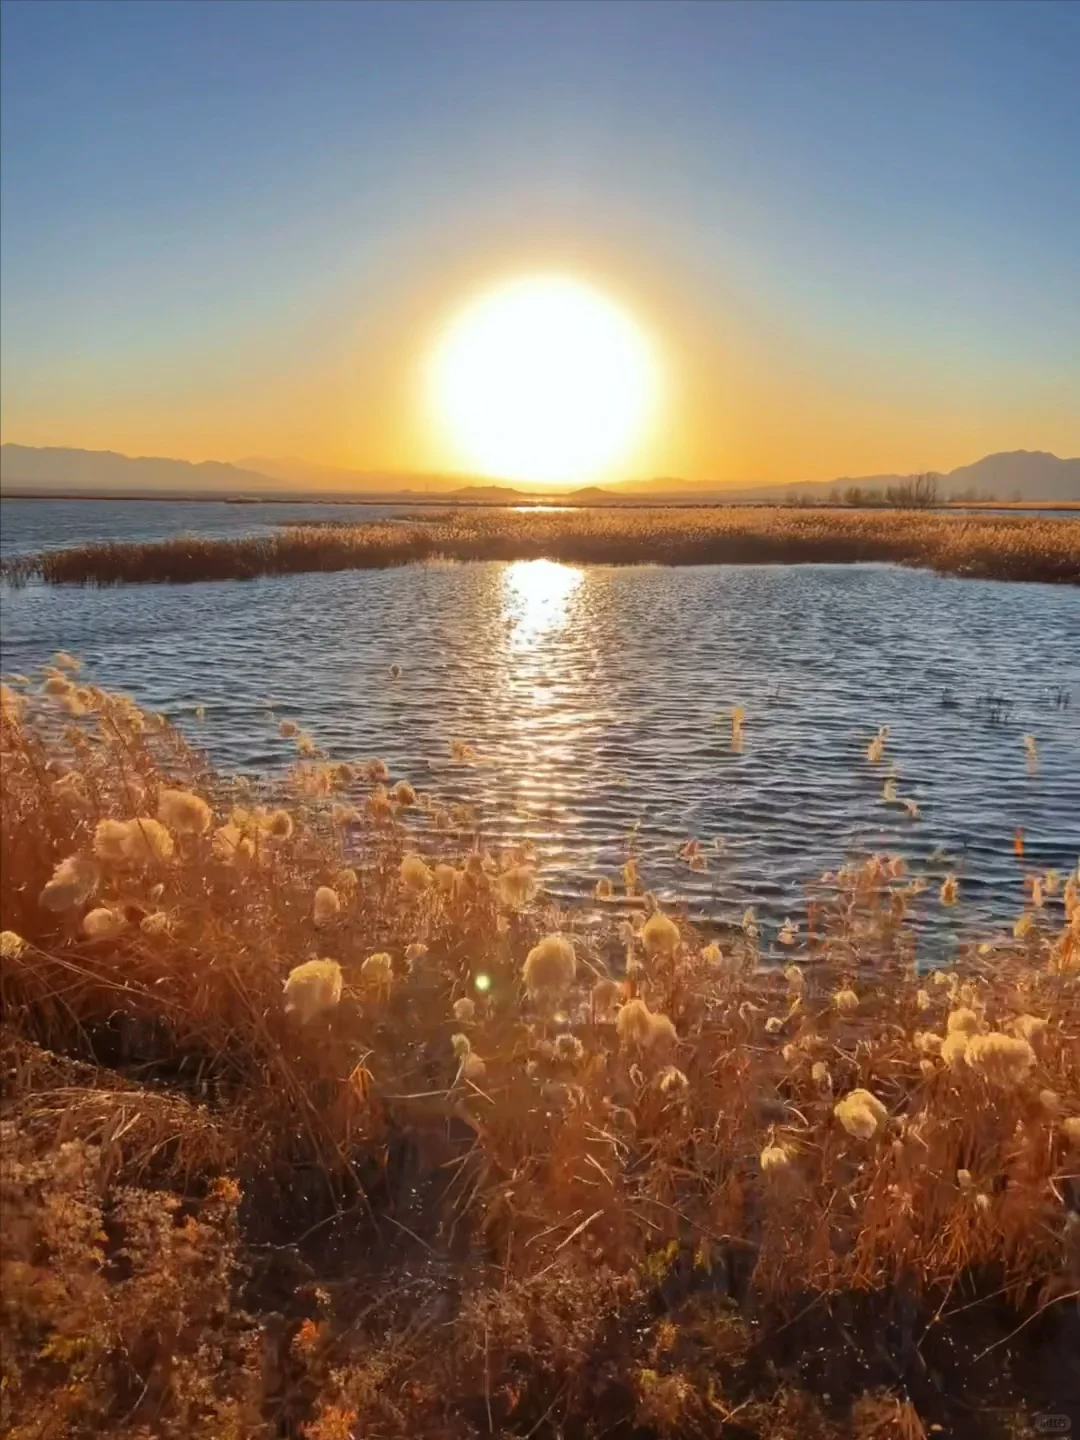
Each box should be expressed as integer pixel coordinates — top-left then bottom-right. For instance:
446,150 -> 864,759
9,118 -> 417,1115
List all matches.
2,500 -> 1077,953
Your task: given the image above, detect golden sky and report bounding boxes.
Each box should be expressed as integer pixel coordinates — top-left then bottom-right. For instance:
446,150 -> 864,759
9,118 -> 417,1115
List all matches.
3,5 -> 1078,488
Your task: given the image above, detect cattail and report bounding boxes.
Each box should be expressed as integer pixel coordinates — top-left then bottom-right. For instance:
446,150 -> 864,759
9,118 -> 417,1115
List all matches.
1014,912 -> 1034,939
700,941 -> 723,966
940,875 -> 958,906
0,930 -> 26,959
523,935 -> 576,999
283,958 -> 343,1023
404,942 -> 428,965
449,739 -> 476,763
313,886 -> 341,925
964,1032 -> 1034,1087
554,1033 -> 584,1064
212,823 -> 255,863
39,854 -> 98,911
811,1061 -> 832,1090
866,726 -> 887,764
434,863 -> 458,893
956,1168 -> 973,1190
400,853 -> 433,893
43,674 -> 73,697
641,910 -> 679,958
94,818 -> 133,863
882,777 -> 897,804
919,1059 -> 936,1080
765,1016 -> 784,1034
453,997 -> 476,1023
53,651 -> 80,671
158,787 -> 212,835
656,1065 -> 689,1096
914,1031 -> 943,1055
140,911 -> 170,936
594,876 -> 614,900
124,818 -> 174,863
615,998 -> 654,1048
742,908 -> 760,940
392,779 -> 416,807
278,719 -> 298,737
331,762 -> 355,788
497,864 -> 537,909
82,907 -> 126,941
916,989 -> 932,1011
1060,1117 -> 1080,1146
1011,1014 -> 1046,1042
834,1088 -> 887,1140
833,988 -> 859,1014
592,977 -> 623,1018
760,1143 -> 792,1173
367,786 -> 395,822
361,951 -> 393,987
364,758 -> 390,782
1023,733 -> 1038,769
1039,1089 -> 1062,1114
731,705 -> 745,748
451,1032 -> 472,1061
946,1007 -> 979,1035
778,919 -> 797,948
901,797 -> 920,819
266,809 -> 294,840
783,963 -> 804,989
389,663 -> 401,679
941,1031 -> 969,1068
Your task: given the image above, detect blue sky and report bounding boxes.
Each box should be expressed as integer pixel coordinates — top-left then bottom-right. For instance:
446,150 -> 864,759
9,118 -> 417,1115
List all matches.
2,0 -> 1077,481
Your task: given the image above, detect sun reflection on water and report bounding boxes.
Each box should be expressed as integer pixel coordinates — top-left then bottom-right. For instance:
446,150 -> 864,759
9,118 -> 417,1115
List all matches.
502,558 -> 583,649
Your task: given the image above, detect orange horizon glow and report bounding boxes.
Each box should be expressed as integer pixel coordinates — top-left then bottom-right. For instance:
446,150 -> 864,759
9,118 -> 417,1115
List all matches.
3,257 -> 1078,491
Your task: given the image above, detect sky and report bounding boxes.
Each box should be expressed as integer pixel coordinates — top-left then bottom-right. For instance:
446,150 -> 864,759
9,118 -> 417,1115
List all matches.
1,0 -> 1078,487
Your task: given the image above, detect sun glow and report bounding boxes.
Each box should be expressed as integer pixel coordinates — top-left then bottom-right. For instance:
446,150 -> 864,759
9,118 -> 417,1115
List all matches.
428,275 -> 659,485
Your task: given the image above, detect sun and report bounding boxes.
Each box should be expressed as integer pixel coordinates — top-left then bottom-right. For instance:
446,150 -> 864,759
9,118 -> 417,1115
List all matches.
428,274 -> 659,485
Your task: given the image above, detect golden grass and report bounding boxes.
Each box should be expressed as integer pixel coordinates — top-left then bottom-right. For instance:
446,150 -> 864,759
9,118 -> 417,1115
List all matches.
2,664 -> 1078,1438
3,504 -> 1078,585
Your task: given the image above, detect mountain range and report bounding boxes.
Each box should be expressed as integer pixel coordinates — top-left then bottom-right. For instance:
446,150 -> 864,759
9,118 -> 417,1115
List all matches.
1,444 -> 1077,503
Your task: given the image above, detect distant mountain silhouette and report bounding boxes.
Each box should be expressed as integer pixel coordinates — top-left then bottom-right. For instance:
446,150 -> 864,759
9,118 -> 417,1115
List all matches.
612,451 -> 1080,503
2,444 -> 1077,502
0,445 -> 278,495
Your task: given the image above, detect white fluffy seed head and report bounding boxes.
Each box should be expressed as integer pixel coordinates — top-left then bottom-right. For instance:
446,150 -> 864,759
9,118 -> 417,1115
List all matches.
522,935 -> 576,998
283,959 -> 343,1023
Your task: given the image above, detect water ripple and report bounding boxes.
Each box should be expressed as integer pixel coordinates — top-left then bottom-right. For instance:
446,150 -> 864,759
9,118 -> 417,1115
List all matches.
2,505 -> 1078,953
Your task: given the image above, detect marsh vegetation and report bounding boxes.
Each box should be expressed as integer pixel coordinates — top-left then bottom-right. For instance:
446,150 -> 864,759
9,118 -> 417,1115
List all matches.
3,505 -> 1078,586
2,662 -> 1078,1438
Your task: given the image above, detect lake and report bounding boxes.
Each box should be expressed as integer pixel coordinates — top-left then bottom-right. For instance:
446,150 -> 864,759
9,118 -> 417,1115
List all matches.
2,497 -> 1078,954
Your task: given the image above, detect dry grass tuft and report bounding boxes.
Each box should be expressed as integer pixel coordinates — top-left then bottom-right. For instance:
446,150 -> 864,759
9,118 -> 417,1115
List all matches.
2,666 -> 1078,1437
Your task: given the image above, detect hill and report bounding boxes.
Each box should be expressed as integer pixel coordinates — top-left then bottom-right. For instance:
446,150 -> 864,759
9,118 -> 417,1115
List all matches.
3,445 -> 1077,504
0,445 -> 279,495
612,451 -> 1080,504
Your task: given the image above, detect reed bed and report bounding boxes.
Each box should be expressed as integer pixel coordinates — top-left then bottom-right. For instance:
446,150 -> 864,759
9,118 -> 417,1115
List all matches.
2,663 -> 1079,1439
4,505 -> 1078,585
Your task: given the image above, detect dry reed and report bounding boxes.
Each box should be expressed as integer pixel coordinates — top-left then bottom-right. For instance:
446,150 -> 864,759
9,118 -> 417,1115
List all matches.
2,664 -> 1078,1438
3,505 -> 1078,585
